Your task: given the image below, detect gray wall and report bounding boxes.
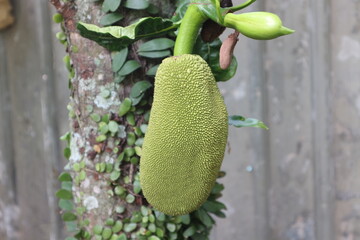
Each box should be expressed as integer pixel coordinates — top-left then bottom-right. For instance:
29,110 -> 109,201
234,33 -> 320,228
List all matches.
0,0 -> 360,239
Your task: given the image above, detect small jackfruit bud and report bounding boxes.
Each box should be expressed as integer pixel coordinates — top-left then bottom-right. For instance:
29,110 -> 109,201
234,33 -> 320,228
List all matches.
224,12 -> 295,40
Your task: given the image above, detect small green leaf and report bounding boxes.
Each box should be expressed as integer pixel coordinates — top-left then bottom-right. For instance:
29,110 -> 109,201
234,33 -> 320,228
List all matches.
53,13 -> 63,23
154,211 -> 165,221
148,223 -> 156,232
108,121 -> 119,133
133,180 -> 141,194
115,205 -> 125,213
56,189 -> 73,200
64,147 -> 71,159
78,170 -> 86,181
146,65 -> 159,76
126,113 -> 135,126
124,223 -> 137,232
114,186 -> 126,195
211,182 -> 224,194
112,220 -> 123,232
195,208 -> 214,227
228,115 -> 269,129
126,194 -> 135,203
183,225 -> 196,237
202,200 -> 226,213
93,225 -> 103,235
103,0 -> 121,12
96,134 -> 107,142
112,48 -> 128,72
130,81 -> 152,99
127,132 -> 136,146
90,113 -> 101,122
100,13 -> 124,26
118,98 -> 132,116
117,60 -> 140,75
59,199 -> 74,211
58,172 -> 72,182
138,38 -> 175,52
138,50 -> 171,58
180,214 -> 190,224
110,170 -> 121,181
72,162 -> 81,172
166,223 -> 176,232
156,228 -> 164,238
124,0 -> 149,10
102,227 -> 112,239
62,212 -> 77,221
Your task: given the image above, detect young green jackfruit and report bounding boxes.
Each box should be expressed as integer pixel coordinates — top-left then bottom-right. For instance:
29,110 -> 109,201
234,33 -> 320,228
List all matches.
140,54 -> 228,216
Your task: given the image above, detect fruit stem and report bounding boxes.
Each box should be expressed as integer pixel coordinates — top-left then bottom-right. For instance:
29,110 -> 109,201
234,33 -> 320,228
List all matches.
173,4 -> 208,56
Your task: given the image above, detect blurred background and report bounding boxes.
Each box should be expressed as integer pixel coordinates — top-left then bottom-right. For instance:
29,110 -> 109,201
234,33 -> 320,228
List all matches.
0,0 -> 360,239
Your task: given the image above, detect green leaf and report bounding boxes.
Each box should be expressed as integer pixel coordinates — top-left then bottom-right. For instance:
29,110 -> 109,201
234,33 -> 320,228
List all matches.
59,199 -> 74,211
108,121 -> 119,133
56,189 -> 73,200
58,172 -> 72,182
117,60 -> 140,75
103,0 -> 121,12
180,214 -> 190,224
77,18 -> 179,51
61,181 -> 73,191
112,48 -> 128,72
166,223 -> 176,232
64,147 -> 71,159
110,170 -> 121,181
62,212 -> 77,221
193,37 -> 237,82
211,182 -> 224,194
124,0 -> 149,10
183,225 -> 196,237
138,50 -> 171,58
228,115 -> 269,129
138,38 -> 175,52
118,98 -> 132,116
124,223 -> 137,232
130,81 -> 152,98
100,13 -> 124,26
146,64 -> 159,76
202,200 -> 226,213
125,194 -> 135,203
195,208 -> 214,227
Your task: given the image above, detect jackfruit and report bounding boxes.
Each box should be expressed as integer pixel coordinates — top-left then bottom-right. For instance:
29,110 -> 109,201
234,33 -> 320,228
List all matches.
140,54 -> 228,216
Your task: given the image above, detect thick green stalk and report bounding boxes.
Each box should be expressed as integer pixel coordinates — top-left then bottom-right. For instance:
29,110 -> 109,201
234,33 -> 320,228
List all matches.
173,4 -> 208,56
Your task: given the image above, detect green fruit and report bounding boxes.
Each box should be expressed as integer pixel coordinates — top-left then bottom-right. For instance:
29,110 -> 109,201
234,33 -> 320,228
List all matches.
140,54 -> 228,215
224,12 -> 294,40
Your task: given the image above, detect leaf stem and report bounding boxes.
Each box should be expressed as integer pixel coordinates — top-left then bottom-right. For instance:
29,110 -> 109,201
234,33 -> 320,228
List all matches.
173,4 -> 208,56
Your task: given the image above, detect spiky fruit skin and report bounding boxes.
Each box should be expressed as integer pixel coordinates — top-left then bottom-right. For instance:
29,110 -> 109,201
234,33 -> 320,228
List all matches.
140,54 -> 228,216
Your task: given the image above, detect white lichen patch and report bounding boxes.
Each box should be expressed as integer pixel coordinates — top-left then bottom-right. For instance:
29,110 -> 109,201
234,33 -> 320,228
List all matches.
83,196 -> 99,211
69,133 -> 84,163
94,90 -> 121,109
78,78 -> 96,93
93,186 -> 101,194
81,178 -> 90,189
104,155 -> 114,164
